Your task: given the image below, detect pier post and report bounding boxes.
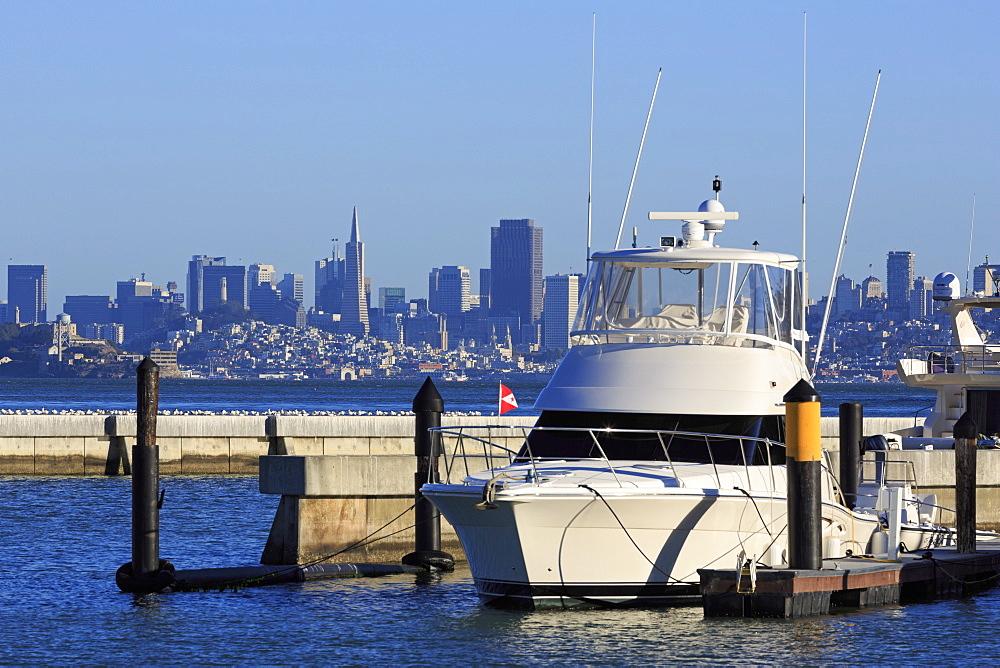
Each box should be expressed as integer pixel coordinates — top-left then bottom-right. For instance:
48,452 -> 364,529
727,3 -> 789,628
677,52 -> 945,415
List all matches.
954,412 -> 978,554
785,379 -> 822,570
839,403 -> 862,510
402,377 -> 455,571
134,357 -> 163,576
116,357 -> 174,592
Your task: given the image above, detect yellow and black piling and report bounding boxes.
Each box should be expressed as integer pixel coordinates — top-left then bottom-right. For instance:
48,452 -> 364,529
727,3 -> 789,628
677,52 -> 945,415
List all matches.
784,379 -> 822,571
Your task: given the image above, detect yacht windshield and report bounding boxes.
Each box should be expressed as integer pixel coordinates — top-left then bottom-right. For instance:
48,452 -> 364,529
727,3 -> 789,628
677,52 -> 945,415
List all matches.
572,258 -> 801,348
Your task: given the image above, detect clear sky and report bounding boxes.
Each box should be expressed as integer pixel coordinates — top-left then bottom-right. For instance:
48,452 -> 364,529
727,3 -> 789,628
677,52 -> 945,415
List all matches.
2,1 -> 998,312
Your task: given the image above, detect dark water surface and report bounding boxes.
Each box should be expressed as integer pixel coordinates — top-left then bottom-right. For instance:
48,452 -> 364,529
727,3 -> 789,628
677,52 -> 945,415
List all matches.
0,377 -> 936,417
1,475 -> 998,665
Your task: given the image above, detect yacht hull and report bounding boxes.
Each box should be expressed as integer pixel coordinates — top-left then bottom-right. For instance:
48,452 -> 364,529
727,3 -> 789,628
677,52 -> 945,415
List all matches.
425,485 -> 886,609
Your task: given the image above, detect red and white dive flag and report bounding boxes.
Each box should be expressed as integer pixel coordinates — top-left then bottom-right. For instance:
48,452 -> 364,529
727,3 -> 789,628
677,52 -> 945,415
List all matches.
499,383 -> 518,415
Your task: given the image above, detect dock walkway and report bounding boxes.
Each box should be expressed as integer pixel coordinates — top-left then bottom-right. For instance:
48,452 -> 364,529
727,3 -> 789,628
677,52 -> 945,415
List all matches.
700,544 -> 1000,618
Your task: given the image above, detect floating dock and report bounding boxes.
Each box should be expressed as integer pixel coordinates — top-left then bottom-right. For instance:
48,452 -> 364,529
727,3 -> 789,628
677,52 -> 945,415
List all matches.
700,545 -> 1000,618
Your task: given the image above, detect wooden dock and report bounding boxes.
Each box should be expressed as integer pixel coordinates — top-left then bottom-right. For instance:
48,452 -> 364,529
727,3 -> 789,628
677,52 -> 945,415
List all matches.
700,545 -> 1000,618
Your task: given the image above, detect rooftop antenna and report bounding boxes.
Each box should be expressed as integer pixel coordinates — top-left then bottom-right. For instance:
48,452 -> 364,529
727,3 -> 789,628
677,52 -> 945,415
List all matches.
964,194 -> 976,296
586,13 -> 595,263
813,70 -> 881,378
615,68 -> 662,249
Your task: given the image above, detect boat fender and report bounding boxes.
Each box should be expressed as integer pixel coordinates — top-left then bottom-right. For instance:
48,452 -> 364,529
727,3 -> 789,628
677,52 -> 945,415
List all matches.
401,550 -> 456,572
115,559 -> 177,593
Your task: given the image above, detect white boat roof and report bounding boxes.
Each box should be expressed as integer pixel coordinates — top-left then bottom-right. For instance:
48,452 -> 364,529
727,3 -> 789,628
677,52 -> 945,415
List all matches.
591,245 -> 799,266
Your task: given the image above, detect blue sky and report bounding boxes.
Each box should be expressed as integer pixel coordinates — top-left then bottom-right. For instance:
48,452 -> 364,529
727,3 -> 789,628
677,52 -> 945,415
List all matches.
2,1 -> 998,311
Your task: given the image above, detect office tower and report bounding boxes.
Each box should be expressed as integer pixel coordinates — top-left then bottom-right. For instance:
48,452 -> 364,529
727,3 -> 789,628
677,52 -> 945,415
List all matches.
7,265 -> 47,323
4,266 -> 40,324
379,287 -> 406,311
187,256 -> 226,313
202,265 -> 247,310
479,268 -> 492,311
340,207 -> 370,337
428,266 -> 471,318
886,251 -> 915,318
278,273 -> 304,304
249,282 -> 281,322
832,275 -> 861,318
543,273 -> 581,349
63,296 -> 115,325
862,275 -> 883,301
315,239 -> 344,314
909,276 -> 934,319
248,264 -> 276,289
490,219 -> 543,329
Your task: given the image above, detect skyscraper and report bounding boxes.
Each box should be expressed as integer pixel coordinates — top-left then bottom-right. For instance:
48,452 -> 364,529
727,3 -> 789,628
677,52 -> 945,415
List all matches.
886,251 -> 915,318
339,207 -> 370,337
7,265 -> 47,323
379,287 -> 406,312
428,265 -> 471,319
543,273 -> 581,349
490,219 -> 543,327
187,255 -> 226,313
315,239 -> 345,313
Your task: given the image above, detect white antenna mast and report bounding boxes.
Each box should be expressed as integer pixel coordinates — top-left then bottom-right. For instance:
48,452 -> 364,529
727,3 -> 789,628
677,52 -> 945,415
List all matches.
615,68 -> 662,249
965,193 -> 977,296
587,13 -> 596,262
813,69 -> 881,378
800,12 -> 808,361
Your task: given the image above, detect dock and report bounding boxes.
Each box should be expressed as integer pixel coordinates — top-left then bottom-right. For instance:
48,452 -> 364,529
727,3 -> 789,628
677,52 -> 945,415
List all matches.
700,544 -> 1000,618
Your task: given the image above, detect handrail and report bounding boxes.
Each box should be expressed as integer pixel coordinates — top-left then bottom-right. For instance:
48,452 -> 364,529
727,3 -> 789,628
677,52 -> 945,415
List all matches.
429,425 -> 786,488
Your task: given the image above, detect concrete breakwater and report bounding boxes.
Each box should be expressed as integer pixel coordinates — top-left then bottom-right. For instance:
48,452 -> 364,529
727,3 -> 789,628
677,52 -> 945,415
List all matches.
0,414 -> 926,476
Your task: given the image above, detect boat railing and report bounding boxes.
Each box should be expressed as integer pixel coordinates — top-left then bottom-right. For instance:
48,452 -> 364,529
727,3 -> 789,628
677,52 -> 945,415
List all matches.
905,344 -> 1000,375
429,425 -> 785,490
859,454 -> 919,492
569,328 -> 780,351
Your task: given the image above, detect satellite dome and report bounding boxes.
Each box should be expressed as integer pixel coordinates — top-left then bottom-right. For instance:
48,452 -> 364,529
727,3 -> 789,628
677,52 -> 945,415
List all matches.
698,198 -> 726,232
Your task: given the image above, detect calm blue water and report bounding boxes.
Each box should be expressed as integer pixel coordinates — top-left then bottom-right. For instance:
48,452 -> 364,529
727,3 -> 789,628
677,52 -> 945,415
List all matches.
2,379 -> 975,664
0,377 -> 936,418
1,474 -> 999,665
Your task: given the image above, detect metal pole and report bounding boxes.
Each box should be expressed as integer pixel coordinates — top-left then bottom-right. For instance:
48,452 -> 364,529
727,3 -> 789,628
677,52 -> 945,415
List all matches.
954,412 -> 978,554
402,377 -> 454,571
839,403 -> 862,510
132,357 -> 160,578
785,379 -> 823,570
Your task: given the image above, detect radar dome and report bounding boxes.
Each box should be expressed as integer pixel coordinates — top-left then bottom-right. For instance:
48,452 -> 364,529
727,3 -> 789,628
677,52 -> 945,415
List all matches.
932,272 -> 960,301
698,199 -> 726,232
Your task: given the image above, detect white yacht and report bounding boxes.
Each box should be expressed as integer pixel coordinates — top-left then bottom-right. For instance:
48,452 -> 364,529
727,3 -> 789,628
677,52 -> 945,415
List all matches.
897,272 -> 1000,441
423,187 -> 962,609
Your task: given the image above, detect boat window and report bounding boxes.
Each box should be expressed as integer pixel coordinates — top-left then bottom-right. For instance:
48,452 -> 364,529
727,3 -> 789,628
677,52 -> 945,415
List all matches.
573,261 -> 733,332
732,263 -> 799,347
571,258 -> 801,349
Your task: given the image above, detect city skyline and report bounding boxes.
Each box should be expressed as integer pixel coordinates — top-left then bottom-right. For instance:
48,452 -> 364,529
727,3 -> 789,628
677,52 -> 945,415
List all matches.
2,3 -> 998,308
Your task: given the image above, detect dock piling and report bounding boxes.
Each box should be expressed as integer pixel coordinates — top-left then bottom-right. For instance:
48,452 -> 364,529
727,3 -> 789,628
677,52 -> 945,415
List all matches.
116,357 -> 175,592
838,403 -> 862,510
784,379 -> 822,570
955,412 -> 978,554
402,377 -> 455,571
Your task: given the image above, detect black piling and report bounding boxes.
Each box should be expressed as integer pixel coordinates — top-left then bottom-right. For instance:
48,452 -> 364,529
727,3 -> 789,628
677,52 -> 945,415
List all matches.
838,403 -> 863,510
785,379 -> 822,571
116,357 -> 175,592
954,412 -> 978,554
402,377 -> 455,571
